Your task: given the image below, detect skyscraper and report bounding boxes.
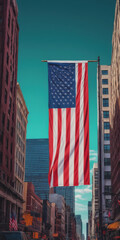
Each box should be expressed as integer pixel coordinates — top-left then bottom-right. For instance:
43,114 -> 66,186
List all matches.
25,139 -> 49,200
75,215 -> 82,240
98,65 -> 112,225
0,0 -> 20,229
54,186 -> 75,214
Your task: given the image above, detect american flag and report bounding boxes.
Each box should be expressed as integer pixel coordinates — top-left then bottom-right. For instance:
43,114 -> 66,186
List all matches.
9,215 -> 18,231
48,61 -> 89,187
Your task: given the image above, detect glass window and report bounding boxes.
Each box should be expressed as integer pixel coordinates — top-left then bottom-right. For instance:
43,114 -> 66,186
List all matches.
103,88 -> 108,94
103,98 -> 109,107
102,70 -> 108,75
0,152 -> 2,164
104,144 -> 110,153
104,171 -> 111,179
6,52 -> 9,65
104,158 -> 111,166
102,79 -> 108,85
103,111 -> 109,118
104,133 -> 110,141
2,113 -> 5,126
104,122 -> 110,129
104,186 -> 111,194
105,199 -> 112,208
7,34 -> 10,48
6,156 -> 8,168
6,138 -> 8,150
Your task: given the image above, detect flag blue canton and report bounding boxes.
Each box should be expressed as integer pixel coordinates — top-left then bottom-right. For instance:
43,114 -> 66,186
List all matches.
48,63 -> 76,109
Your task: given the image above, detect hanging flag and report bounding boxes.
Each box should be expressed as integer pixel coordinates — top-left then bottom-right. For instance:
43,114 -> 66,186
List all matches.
9,213 -> 18,231
48,61 -> 90,187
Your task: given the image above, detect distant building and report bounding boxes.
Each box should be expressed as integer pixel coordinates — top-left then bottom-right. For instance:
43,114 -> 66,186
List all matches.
14,83 -> 28,199
75,215 -> 82,240
110,0 -> 120,221
88,201 -> 92,239
23,182 -> 43,235
54,186 -> 75,214
91,163 -> 99,239
86,222 -> 88,240
98,65 -> 112,225
0,0 -> 21,229
49,193 -> 65,239
25,139 -> 49,200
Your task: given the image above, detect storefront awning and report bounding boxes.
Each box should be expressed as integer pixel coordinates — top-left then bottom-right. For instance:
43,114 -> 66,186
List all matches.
107,221 -> 120,230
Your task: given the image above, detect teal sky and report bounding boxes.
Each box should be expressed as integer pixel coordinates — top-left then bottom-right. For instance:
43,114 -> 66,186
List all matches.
17,0 -> 116,237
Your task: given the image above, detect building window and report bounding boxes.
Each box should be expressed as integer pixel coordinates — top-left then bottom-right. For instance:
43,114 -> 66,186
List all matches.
104,158 -> 111,166
0,152 -> 2,165
103,111 -> 109,118
11,127 -> 13,137
5,89 -> 7,104
10,143 -> 13,155
6,138 -> 8,150
104,144 -> 110,153
6,52 -> 9,65
104,171 -> 111,179
104,186 -> 111,194
10,159 -> 12,171
102,79 -> 108,85
7,119 -> 9,131
2,113 -> 5,126
6,69 -> 9,85
103,98 -> 109,107
102,70 -> 108,75
8,97 -> 12,115
6,156 -> 8,168
103,88 -> 108,95
104,133 -> 110,141
8,11 -> 10,28
104,122 -> 110,129
7,34 -> 10,48
105,199 -> 112,208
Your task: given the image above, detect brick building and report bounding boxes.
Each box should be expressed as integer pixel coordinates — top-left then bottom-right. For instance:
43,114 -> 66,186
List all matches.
0,0 -> 22,229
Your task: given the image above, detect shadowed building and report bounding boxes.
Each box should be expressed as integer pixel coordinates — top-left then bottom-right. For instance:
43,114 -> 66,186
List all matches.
25,139 -> 49,200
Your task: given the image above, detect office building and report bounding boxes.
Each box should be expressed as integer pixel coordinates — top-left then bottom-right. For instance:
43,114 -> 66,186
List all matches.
14,83 -> 28,198
88,201 -> 92,239
25,139 -> 49,200
98,65 -> 112,225
91,163 -> 99,239
54,186 -> 75,214
75,215 -> 82,240
0,0 -> 20,229
110,0 -> 120,221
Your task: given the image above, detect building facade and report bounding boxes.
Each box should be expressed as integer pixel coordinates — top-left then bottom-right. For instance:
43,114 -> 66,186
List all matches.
91,163 -> 99,239
88,201 -> 92,239
0,0 -> 21,229
14,83 -> 28,200
54,186 -> 75,214
23,182 -> 43,236
49,193 -> 65,239
25,139 -> 49,200
110,0 -> 120,221
75,215 -> 82,240
99,65 -> 112,225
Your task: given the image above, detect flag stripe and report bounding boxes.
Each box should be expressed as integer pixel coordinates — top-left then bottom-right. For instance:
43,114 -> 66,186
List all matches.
53,108 -> 62,186
74,63 -> 82,186
48,109 -> 53,185
50,109 -> 58,187
84,63 -> 90,184
78,63 -> 85,184
64,108 -> 71,186
58,109 -> 66,186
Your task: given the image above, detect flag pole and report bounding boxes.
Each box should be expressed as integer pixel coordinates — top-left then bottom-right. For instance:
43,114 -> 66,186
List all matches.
97,56 -> 103,240
41,60 -> 98,63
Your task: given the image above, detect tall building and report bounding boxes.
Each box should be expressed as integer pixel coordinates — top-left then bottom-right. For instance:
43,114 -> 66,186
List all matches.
0,0 -> 20,229
75,215 -> 82,240
49,193 -> 65,239
14,83 -> 28,200
110,0 -> 120,221
54,186 -> 75,214
25,139 -> 49,200
86,222 -> 88,240
98,65 -> 112,225
91,163 -> 99,239
88,201 -> 92,239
